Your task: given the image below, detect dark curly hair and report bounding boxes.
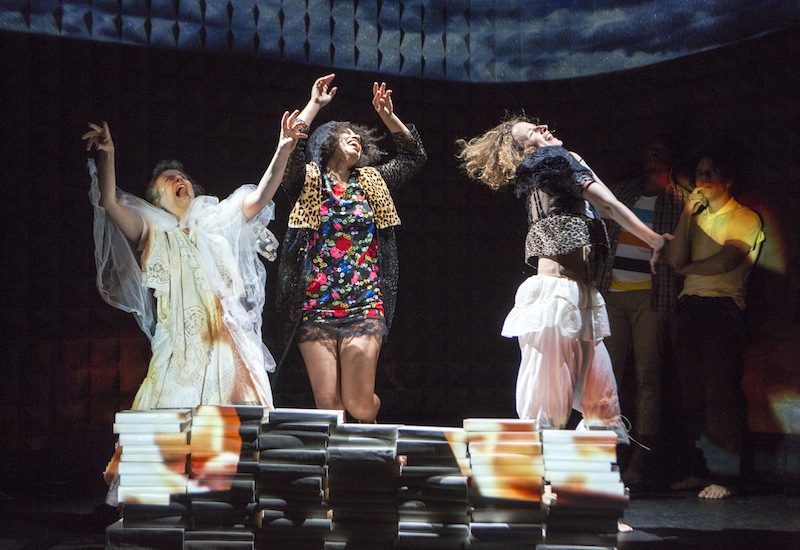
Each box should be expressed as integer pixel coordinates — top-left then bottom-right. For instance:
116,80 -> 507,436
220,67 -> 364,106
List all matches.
144,160 -> 205,205
315,122 -> 384,169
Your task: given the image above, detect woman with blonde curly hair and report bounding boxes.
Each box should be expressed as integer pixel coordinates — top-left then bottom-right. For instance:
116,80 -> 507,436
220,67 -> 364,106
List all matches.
457,115 -> 670,441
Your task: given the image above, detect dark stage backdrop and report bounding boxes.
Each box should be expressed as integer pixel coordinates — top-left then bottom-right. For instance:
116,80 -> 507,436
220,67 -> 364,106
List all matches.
0,27 -> 798,494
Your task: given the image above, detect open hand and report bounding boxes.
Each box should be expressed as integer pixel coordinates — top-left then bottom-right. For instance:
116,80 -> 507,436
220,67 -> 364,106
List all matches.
279,110 -> 308,150
82,121 -> 114,153
372,81 -> 394,119
310,73 -> 337,108
650,233 -> 674,274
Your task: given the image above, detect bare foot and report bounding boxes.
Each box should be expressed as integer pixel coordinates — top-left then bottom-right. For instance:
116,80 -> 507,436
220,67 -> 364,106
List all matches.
698,483 -> 737,499
670,476 -> 708,491
618,521 -> 633,533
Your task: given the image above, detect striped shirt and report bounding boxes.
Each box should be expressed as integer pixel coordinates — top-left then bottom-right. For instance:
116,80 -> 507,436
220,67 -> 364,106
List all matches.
610,195 -> 656,291
595,177 -> 690,311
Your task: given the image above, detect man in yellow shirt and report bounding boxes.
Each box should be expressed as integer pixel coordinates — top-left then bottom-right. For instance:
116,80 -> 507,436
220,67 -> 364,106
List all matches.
668,152 -> 764,499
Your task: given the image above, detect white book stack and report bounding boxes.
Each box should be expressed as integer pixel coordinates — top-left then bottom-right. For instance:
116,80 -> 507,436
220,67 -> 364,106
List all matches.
114,409 -> 192,507
187,405 -> 267,534
540,428 -> 627,548
464,418 -> 546,547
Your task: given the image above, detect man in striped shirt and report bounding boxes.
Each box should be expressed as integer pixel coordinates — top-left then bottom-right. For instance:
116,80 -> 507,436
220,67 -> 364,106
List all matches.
595,136 -> 691,486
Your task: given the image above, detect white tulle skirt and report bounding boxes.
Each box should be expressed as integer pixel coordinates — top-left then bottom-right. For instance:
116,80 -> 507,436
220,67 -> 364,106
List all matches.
501,275 -> 610,341
501,275 -> 626,442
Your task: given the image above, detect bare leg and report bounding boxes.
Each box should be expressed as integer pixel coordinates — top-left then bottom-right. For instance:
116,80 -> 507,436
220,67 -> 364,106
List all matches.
299,339 -> 344,412
339,335 -> 382,422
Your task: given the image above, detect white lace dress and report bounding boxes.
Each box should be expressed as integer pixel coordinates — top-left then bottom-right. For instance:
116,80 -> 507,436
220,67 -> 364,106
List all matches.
89,160 -> 275,409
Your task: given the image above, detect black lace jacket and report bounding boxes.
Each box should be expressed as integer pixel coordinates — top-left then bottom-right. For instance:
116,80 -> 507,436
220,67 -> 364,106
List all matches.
514,146 -> 609,266
274,124 -> 426,364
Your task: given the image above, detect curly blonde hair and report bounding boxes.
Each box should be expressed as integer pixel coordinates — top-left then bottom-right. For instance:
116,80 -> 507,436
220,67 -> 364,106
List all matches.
455,114 -> 536,191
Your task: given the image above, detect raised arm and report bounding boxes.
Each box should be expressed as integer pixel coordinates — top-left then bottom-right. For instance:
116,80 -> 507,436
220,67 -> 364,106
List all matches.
578,159 -> 668,274
371,82 -> 426,190
297,73 -> 337,126
82,121 -> 145,245
242,110 -> 307,221
372,81 -> 410,135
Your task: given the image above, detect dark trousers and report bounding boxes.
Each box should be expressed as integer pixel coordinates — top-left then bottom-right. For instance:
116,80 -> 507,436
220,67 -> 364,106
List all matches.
672,295 -> 748,480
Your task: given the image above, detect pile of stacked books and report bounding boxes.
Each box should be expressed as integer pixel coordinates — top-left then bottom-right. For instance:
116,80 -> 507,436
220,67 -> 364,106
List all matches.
326,423 -> 400,548
463,418 -> 546,548
256,408 -> 342,549
184,405 -> 265,547
107,408 -> 193,548
395,425 -> 471,548
114,408 -> 193,506
105,408 -> 630,549
540,428 -> 627,548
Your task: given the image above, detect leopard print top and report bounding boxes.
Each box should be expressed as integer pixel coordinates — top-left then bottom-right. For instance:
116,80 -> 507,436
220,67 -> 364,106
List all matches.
288,163 -> 401,229
515,146 -> 609,267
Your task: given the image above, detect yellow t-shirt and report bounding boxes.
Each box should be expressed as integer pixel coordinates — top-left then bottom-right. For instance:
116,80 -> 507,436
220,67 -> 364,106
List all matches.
680,197 -> 764,308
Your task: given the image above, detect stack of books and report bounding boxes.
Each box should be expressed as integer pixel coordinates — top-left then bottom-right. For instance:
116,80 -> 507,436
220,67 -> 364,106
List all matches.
463,418 -> 546,548
256,408 -> 343,549
395,425 -> 471,549
182,529 -> 255,549
186,405 -> 265,543
114,408 -> 193,507
107,408 -> 193,548
326,423 -> 400,549
540,428 -> 627,548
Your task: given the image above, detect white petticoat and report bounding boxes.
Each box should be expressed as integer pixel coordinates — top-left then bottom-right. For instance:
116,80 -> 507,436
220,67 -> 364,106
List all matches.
501,275 -> 610,341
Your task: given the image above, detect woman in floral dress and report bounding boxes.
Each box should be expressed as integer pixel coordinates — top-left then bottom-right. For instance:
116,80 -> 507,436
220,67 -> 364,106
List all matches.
276,74 -> 426,422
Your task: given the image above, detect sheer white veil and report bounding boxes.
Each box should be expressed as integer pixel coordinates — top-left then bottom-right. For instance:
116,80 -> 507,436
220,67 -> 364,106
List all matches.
88,159 -> 277,372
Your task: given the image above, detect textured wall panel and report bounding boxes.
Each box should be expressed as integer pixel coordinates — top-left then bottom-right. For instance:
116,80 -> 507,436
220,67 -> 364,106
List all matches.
420,1 -> 444,79
377,0 -> 400,75
255,0 -> 282,56
354,0 -> 378,71
444,0 -> 469,82
305,0 -> 329,66
330,1 -> 355,68
4,1 -> 800,82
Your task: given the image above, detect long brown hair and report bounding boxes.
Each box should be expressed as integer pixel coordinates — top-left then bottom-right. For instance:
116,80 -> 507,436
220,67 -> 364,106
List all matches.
455,113 -> 537,191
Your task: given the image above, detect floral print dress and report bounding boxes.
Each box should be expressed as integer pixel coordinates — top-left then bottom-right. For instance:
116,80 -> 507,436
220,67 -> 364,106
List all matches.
299,172 -> 385,336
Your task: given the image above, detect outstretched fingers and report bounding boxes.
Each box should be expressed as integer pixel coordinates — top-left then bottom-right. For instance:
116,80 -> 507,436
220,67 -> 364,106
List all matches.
372,81 -> 394,115
312,73 -> 337,105
82,121 -> 113,152
280,110 -> 308,145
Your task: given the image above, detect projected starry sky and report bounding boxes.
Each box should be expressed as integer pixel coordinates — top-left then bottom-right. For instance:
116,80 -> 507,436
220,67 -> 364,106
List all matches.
3,0 -> 800,82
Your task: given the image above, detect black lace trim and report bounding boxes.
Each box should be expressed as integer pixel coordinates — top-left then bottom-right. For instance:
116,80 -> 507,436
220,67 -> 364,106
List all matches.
296,317 -> 388,343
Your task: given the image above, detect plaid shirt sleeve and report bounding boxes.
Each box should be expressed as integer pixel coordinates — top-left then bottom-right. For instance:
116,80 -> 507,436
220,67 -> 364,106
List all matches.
650,180 -> 689,311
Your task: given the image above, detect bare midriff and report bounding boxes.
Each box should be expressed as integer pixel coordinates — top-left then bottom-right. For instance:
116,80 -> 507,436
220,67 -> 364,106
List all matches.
538,246 -> 593,284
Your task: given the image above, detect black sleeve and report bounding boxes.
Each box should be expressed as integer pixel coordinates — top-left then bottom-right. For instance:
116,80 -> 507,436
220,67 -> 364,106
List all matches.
514,146 -> 593,199
375,124 -> 427,192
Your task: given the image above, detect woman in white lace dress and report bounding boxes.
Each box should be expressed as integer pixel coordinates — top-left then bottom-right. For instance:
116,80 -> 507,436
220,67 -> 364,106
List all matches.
83,112 -> 306,410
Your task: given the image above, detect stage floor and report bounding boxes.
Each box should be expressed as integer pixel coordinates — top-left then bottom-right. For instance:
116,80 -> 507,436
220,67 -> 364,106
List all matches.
1,488 -> 799,549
